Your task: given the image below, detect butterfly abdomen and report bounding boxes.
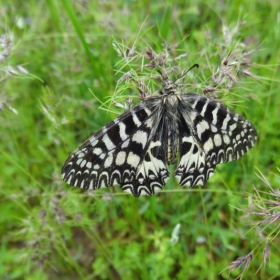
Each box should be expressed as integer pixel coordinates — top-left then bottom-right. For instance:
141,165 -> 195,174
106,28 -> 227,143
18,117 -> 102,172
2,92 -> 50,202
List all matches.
166,117 -> 179,164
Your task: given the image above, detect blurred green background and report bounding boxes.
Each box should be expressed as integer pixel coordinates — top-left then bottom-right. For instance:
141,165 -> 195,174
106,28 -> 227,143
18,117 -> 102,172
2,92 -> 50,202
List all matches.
1,1 -> 279,279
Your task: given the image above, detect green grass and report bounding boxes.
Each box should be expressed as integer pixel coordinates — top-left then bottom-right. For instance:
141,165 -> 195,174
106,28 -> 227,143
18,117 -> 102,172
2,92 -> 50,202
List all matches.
1,0 -> 280,279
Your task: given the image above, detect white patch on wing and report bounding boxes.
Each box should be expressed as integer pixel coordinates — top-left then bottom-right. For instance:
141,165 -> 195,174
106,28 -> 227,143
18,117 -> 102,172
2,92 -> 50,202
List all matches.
192,98 -> 199,108
211,124 -> 218,133
116,151 -> 126,166
80,160 -> 86,168
76,152 -> 85,158
212,106 -> 219,125
102,134 -> 116,151
197,120 -> 210,139
222,113 -> 231,130
200,101 -> 209,116
66,176 -> 72,185
132,112 -> 141,127
99,172 -> 109,188
93,148 -> 102,155
127,152 -> 140,168
118,122 -> 128,141
229,123 -> 237,131
104,153 -> 114,167
132,130 -> 148,148
233,114 -> 239,122
89,137 -> 98,147
112,178 -> 119,185
121,139 -> 130,148
223,134 -> 230,145
145,117 -> 154,128
89,180 -> 93,189
144,107 -> 152,116
204,137 -> 214,151
190,111 -> 198,122
214,134 -> 222,146
93,164 -> 100,170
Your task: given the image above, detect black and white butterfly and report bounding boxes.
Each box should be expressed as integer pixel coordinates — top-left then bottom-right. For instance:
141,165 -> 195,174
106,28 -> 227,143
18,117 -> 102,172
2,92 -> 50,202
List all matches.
61,72 -> 257,197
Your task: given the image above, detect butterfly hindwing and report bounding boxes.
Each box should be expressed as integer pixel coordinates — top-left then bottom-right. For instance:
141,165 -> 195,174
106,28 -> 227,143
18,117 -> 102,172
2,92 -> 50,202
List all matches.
175,94 -> 257,187
175,112 -> 215,187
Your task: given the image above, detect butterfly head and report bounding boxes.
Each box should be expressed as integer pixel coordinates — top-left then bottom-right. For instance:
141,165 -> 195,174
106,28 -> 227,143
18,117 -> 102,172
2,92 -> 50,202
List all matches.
157,70 -> 179,95
161,79 -> 178,95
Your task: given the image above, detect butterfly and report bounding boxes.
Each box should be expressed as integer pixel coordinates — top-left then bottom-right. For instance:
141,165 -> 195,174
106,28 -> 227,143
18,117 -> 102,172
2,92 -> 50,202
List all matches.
61,71 -> 257,197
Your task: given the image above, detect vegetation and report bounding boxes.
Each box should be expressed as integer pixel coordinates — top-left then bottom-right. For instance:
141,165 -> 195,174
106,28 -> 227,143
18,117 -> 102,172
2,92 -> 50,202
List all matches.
1,1 -> 279,279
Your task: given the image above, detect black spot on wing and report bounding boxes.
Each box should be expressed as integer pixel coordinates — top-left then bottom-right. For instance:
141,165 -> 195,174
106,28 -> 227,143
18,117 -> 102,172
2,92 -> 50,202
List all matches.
129,141 -> 144,156
136,107 -> 149,120
215,107 -> 227,127
123,114 -> 138,135
200,129 -> 211,145
194,98 -> 205,112
106,123 -> 122,146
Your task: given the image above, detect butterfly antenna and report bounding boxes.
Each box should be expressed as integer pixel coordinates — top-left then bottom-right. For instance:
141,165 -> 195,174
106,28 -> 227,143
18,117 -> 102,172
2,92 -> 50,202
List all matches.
176,63 -> 199,83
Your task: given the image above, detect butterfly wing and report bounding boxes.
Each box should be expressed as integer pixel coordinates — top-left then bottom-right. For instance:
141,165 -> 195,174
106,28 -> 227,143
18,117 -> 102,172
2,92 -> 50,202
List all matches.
121,119 -> 169,196
61,97 -> 169,196
175,94 -> 257,187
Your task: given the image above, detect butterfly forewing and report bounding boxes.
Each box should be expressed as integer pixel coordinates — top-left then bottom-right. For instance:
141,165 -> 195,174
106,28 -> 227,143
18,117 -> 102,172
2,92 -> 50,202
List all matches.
62,78 -> 257,196
186,94 -> 257,163
62,98 -> 170,196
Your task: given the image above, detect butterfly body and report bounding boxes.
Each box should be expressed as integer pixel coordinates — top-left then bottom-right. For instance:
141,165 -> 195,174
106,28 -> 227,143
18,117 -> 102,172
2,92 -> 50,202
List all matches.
62,78 -> 257,196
